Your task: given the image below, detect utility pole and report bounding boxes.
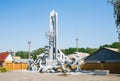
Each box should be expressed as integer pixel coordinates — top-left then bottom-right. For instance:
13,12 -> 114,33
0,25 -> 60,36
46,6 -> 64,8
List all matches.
76,26 -> 79,52
28,41 -> 31,58
76,38 -> 79,52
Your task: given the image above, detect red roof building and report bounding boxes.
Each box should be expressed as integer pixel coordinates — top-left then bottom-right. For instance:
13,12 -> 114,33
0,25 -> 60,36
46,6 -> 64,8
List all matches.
0,52 -> 13,67
0,52 -> 10,62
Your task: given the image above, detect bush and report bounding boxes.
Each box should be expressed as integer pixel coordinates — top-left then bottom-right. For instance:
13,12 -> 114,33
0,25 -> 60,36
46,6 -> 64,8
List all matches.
0,68 -> 7,72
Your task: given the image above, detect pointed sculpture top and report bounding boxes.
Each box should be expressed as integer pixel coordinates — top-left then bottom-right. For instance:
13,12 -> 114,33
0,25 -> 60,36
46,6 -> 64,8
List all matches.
50,9 -> 58,16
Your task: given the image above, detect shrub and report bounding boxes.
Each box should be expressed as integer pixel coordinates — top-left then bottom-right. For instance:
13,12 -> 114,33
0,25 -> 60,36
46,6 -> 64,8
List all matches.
0,68 -> 7,72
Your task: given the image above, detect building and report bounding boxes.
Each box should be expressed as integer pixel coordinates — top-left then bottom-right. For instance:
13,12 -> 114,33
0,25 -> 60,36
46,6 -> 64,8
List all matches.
13,56 -> 28,63
68,52 -> 89,60
85,47 -> 120,63
82,48 -> 120,74
0,52 -> 28,70
0,52 -> 13,67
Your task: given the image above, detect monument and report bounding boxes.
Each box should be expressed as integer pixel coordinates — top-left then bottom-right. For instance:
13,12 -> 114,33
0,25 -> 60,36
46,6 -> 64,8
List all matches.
46,10 -> 58,66
28,10 -> 82,73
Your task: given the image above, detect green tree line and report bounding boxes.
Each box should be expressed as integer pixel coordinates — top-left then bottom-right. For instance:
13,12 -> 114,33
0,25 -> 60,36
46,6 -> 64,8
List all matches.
99,42 -> 120,49
15,48 -> 44,59
61,48 -> 98,55
15,42 -> 120,59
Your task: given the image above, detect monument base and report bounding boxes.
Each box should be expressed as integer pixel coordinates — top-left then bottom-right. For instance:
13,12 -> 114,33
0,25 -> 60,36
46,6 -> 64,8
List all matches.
94,70 -> 110,76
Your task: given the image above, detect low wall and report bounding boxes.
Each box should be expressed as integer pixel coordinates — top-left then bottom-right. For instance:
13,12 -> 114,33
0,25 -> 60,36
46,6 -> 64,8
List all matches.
81,62 -> 120,74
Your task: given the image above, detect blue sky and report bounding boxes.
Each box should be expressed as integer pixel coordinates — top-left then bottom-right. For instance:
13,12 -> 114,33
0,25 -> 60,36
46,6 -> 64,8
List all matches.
0,0 -> 117,52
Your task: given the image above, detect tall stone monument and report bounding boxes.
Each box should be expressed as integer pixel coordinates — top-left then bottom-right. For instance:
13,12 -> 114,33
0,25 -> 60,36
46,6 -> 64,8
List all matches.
46,10 -> 58,65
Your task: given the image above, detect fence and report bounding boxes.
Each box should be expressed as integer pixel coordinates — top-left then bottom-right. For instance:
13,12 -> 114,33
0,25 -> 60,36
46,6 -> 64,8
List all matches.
5,63 -> 28,70
81,62 -> 120,74
2,62 -> 120,73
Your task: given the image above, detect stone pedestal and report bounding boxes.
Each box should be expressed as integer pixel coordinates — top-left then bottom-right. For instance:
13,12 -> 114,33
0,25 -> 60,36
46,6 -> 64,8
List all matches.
94,70 -> 109,76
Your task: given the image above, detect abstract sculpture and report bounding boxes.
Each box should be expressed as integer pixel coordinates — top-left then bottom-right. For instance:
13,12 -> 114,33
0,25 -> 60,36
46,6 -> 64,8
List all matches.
28,10 -> 82,73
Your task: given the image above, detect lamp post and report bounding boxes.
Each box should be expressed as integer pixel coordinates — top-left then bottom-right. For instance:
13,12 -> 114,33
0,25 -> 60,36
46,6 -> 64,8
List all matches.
28,41 -> 31,58
76,38 -> 79,52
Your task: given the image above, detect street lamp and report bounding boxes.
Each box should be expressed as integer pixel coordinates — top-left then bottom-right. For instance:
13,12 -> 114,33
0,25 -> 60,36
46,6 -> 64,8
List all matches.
76,38 -> 79,52
28,41 -> 31,58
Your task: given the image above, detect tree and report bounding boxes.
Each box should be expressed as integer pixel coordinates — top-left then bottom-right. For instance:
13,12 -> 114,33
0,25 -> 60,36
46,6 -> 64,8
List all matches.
32,48 -> 44,55
99,42 -> 120,49
68,48 -> 76,54
33,54 -> 37,60
110,0 -> 120,27
61,47 -> 98,55
99,44 -> 111,49
85,48 -> 98,54
15,51 -> 29,59
111,42 -> 120,48
32,48 -> 44,60
109,0 -> 120,42
79,48 -> 86,53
